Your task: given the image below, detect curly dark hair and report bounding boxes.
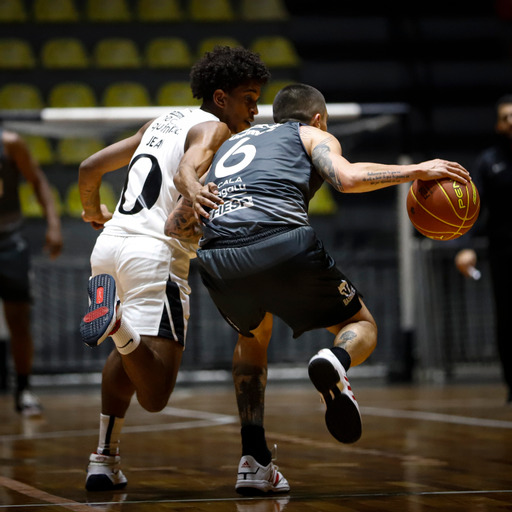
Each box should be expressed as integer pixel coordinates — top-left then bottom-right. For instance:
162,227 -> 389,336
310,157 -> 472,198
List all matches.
190,46 -> 271,100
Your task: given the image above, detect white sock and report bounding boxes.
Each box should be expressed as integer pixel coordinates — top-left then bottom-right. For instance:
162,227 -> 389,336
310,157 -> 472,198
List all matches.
97,413 -> 125,456
111,317 -> 141,355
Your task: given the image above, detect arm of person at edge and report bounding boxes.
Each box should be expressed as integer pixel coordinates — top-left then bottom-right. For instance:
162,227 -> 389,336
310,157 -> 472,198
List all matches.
78,120 -> 152,230
194,124 -> 471,219
455,248 -> 478,278
452,143 -> 491,279
5,131 -> 63,259
166,121 -> 231,240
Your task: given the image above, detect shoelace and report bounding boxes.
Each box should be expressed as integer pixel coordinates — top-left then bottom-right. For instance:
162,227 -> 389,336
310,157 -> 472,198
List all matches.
270,443 -> 281,472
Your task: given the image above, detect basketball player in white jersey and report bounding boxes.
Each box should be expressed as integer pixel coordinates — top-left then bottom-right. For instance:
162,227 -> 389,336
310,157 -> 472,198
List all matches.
78,46 -> 270,492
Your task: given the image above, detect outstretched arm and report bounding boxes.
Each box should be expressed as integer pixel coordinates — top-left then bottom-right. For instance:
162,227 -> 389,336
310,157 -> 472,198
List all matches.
301,127 -> 471,193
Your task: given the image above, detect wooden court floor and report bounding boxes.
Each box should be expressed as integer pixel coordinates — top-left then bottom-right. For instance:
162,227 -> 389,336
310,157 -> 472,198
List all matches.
0,378 -> 511,511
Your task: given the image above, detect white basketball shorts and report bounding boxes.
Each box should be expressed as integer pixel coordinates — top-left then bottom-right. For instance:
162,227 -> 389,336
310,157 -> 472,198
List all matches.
90,233 -> 192,346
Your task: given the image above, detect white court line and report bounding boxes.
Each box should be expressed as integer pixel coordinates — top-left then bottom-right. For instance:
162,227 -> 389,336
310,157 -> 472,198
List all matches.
362,406 -> 512,429
11,488 -> 511,509
2,404 -> 507,444
0,408 -> 236,510
0,407 -> 237,442
0,475 -> 108,512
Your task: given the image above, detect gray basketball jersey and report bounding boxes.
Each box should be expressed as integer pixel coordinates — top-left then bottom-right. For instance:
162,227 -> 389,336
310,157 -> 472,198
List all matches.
200,122 -> 323,245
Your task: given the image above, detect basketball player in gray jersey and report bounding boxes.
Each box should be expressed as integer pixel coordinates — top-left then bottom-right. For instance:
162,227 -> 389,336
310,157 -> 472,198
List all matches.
174,84 -> 471,494
78,46 -> 270,492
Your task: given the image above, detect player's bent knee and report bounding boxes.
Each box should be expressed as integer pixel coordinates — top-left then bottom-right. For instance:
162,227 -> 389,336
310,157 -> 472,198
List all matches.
138,392 -> 172,413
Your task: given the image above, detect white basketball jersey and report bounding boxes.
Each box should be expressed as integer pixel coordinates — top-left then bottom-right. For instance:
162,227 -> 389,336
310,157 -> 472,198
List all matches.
103,108 -> 219,248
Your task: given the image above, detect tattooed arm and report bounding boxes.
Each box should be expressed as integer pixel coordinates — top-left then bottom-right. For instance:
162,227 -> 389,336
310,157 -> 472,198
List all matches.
300,126 -> 470,193
164,196 -> 203,243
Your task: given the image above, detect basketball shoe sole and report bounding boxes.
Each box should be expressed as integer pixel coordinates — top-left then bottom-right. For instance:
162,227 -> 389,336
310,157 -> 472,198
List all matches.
308,348 -> 362,443
80,273 -> 119,347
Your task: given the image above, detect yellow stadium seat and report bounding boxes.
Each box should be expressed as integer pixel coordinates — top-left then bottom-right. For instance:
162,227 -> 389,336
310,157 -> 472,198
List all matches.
308,183 -> 337,216
57,137 -> 104,165
100,183 -> 119,213
0,0 -> 27,22
0,83 -> 44,110
19,182 -> 43,217
41,38 -> 89,69
93,38 -> 142,68
261,80 -> 296,104
102,82 -> 152,107
156,82 -> 199,107
24,135 -> 54,166
65,181 -> 118,217
197,37 -> 242,58
33,0 -> 79,22
239,0 -> 288,21
86,0 -> 131,21
136,0 -> 184,21
145,38 -> 192,68
188,0 -> 235,21
250,36 -> 300,67
48,83 -> 97,108
0,39 -> 36,68
19,182 -> 63,218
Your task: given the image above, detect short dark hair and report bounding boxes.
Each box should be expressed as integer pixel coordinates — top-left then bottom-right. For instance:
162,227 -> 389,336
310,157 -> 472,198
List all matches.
190,46 -> 270,100
272,84 -> 326,123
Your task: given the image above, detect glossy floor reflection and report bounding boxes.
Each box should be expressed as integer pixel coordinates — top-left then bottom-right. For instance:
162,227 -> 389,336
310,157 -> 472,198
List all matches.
0,379 -> 511,510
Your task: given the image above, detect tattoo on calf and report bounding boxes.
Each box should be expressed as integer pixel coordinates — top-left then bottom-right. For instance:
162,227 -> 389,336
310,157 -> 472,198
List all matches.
234,366 -> 267,425
338,330 -> 357,349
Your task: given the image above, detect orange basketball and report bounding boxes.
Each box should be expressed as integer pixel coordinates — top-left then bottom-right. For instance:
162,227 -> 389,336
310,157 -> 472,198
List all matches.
406,178 -> 480,240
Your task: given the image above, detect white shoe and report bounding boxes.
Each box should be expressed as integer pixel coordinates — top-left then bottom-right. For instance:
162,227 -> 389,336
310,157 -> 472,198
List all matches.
236,454 -> 290,495
86,452 -> 127,491
308,348 -> 362,443
15,389 -> 43,417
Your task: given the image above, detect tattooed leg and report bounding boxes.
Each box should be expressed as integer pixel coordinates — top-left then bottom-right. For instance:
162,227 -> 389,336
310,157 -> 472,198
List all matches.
328,300 -> 378,367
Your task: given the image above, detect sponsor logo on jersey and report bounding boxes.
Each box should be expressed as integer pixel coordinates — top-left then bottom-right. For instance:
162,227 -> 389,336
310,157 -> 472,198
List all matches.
338,279 -> 356,305
209,196 -> 254,219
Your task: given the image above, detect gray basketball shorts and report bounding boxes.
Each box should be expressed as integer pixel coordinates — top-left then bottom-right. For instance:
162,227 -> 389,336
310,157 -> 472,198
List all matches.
197,225 -> 362,338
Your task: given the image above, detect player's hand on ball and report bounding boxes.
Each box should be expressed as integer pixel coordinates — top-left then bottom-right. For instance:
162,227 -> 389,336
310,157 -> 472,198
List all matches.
418,159 -> 470,184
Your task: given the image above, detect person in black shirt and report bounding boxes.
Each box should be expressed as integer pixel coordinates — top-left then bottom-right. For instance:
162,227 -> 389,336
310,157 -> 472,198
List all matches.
173,84 -> 470,494
0,129 -> 62,416
455,94 -> 512,404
